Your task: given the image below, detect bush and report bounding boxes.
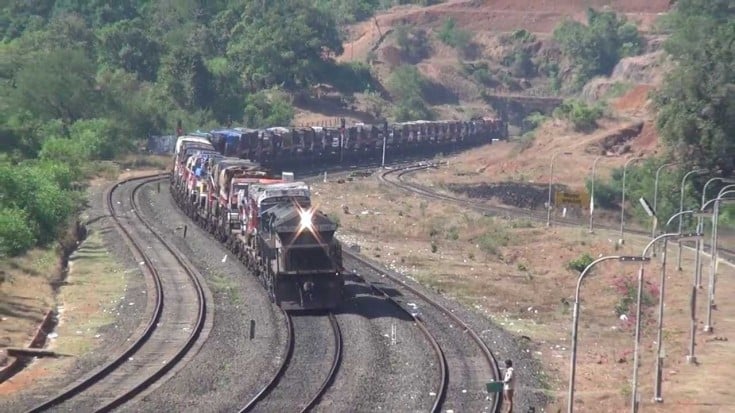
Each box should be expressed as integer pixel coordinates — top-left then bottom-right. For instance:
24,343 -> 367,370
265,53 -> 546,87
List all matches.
243,89 -> 294,128
387,66 -> 435,121
553,99 -> 604,132
395,23 -> 431,62
437,17 -> 473,56
567,252 -> 594,273
0,207 -> 37,257
553,9 -> 643,89
320,61 -> 376,94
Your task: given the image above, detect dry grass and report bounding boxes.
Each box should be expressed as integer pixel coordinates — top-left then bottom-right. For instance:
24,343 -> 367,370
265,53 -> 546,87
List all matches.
313,173 -> 735,412
0,248 -> 59,349
0,229 -> 130,395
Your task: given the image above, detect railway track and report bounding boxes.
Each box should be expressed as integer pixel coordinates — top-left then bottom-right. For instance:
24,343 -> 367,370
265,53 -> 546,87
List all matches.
380,163 -> 735,261
343,250 -> 502,413
237,312 -> 342,413
161,174 -> 343,412
27,175 -> 210,413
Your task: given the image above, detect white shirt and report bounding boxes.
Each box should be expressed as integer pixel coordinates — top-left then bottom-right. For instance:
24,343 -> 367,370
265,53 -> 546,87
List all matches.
503,367 -> 515,390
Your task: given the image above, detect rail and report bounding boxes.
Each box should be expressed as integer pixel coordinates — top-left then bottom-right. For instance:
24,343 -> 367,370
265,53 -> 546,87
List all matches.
28,173 -> 208,413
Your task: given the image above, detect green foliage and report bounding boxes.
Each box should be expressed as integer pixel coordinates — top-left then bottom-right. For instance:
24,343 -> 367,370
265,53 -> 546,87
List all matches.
228,1 -> 343,90
509,29 -> 536,44
654,0 -> 735,175
0,207 -> 37,257
553,99 -> 604,132
553,9 -> 643,90
387,66 -> 435,121
0,160 -> 79,248
6,48 -> 100,124
243,89 -> 295,128
98,18 -> 162,81
523,112 -> 548,130
437,17 -> 473,56
395,23 -> 431,63
321,62 -> 377,94
567,252 -> 594,273
462,62 -> 497,87
476,220 -> 510,256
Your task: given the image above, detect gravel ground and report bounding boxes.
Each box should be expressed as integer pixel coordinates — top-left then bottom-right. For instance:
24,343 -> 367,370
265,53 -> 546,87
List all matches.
118,181 -> 286,412
136,181 -> 438,412
251,314 -> 335,412
345,253 -> 550,413
0,180 -> 149,412
317,274 -> 436,412
346,254 -> 497,412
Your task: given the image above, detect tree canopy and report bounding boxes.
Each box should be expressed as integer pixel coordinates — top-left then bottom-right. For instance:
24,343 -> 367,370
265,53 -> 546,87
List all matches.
654,0 -> 735,175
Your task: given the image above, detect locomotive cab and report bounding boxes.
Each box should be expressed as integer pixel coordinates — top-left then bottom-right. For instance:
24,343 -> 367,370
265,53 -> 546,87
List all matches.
258,203 -> 343,310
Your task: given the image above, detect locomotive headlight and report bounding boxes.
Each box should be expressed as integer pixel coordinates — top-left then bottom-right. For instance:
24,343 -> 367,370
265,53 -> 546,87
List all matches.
299,208 -> 313,231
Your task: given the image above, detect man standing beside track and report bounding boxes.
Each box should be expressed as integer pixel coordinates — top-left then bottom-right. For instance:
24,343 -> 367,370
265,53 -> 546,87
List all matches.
503,359 -> 515,413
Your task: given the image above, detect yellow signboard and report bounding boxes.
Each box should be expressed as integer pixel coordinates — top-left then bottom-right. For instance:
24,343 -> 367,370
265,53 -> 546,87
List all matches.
555,191 -> 590,208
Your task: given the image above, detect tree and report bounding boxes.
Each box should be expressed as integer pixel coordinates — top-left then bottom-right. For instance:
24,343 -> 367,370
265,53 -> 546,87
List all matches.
228,0 -> 343,90
0,207 -> 37,257
98,19 -> 162,81
158,46 -> 214,111
553,9 -> 643,89
395,23 -> 431,63
387,66 -> 434,121
654,1 -> 735,175
243,89 -> 295,128
8,48 -> 100,124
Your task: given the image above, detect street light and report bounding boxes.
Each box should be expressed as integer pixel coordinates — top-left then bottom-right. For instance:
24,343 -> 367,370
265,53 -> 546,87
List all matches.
630,232 -> 691,413
694,178 -> 735,286
676,168 -> 708,270
651,162 -> 678,255
547,151 -> 572,227
619,157 -> 643,242
567,255 -> 646,413
652,213 -> 702,402
589,155 -> 603,233
381,130 -> 387,168
701,189 -> 735,333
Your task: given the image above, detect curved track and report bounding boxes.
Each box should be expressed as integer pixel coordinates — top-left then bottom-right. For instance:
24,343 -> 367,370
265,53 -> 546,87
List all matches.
381,163 -> 735,260
27,174 -> 209,413
344,250 -> 501,413
238,312 -> 342,413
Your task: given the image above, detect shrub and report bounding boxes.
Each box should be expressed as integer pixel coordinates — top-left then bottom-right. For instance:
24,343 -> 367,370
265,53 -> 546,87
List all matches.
612,275 -> 659,325
567,252 -> 594,273
553,9 -> 643,89
0,207 -> 37,257
553,99 -> 604,132
437,17 -> 473,56
395,23 -> 431,63
243,88 -> 294,128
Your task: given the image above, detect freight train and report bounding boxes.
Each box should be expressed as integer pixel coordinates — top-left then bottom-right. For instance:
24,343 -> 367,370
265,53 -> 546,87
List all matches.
170,135 -> 344,310
194,117 -> 506,168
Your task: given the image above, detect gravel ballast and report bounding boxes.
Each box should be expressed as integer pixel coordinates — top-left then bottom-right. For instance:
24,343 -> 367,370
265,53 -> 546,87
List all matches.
0,180 -> 149,412
318,274 -> 437,412
344,252 -> 549,412
120,182 -> 286,412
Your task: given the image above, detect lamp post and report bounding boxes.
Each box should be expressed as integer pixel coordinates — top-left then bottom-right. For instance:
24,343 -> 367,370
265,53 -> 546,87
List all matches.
567,255 -> 644,413
676,168 -> 708,270
619,157 -> 643,242
589,155 -> 603,233
651,162 -> 678,256
381,131 -> 387,168
695,178 -> 735,286
547,151 -> 572,227
652,214 -> 702,402
701,189 -> 735,333
631,232 -> 682,413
